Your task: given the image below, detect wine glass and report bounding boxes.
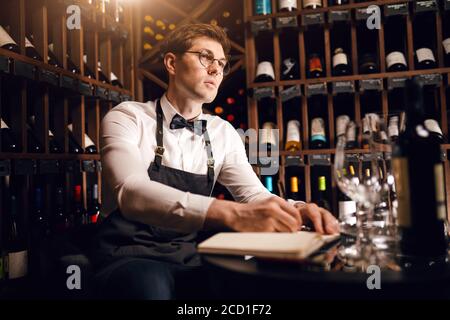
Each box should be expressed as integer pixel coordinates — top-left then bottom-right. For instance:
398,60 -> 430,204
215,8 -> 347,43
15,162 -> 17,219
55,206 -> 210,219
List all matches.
334,114 -> 397,265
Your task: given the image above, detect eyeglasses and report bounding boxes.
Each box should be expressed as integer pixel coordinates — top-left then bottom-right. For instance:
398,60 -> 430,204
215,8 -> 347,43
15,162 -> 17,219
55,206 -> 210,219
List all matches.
184,50 -> 230,75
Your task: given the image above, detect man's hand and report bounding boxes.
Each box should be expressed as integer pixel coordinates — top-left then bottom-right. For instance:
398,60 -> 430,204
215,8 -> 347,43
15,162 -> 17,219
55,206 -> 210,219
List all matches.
293,202 -> 339,235
204,196 -> 301,232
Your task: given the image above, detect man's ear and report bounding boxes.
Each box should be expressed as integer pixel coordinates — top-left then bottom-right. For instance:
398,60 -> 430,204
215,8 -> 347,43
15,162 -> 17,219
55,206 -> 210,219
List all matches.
163,53 -> 176,76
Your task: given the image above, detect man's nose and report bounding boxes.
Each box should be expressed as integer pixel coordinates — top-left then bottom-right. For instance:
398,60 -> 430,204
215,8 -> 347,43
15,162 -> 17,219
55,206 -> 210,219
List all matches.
208,60 -> 221,75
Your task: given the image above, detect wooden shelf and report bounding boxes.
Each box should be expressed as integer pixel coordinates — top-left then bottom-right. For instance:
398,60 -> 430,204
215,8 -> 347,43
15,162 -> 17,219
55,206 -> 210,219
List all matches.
249,67 -> 450,88
0,153 -> 100,161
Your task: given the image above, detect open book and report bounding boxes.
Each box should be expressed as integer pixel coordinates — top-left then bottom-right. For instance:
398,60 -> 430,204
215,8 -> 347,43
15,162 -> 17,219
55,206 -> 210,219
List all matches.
198,231 -> 340,260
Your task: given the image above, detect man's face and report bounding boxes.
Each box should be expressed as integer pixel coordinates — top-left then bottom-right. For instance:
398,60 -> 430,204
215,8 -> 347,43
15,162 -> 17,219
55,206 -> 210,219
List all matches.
171,37 -> 226,104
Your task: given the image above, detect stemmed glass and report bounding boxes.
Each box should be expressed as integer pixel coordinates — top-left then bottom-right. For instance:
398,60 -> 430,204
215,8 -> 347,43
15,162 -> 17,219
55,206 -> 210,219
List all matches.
334,114 -> 397,265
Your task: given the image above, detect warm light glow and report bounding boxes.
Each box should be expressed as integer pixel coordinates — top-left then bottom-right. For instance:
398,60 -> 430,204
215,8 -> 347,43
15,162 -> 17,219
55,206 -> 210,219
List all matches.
156,20 -> 166,30
155,34 -> 164,41
210,19 -> 218,26
143,43 -> 152,50
144,15 -> 154,23
214,106 -> 223,115
223,11 -> 230,18
226,97 -> 235,105
226,114 -> 235,122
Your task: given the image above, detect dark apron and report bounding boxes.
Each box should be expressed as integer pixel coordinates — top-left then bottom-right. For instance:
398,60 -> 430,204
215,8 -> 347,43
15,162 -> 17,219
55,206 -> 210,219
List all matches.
92,99 -> 215,268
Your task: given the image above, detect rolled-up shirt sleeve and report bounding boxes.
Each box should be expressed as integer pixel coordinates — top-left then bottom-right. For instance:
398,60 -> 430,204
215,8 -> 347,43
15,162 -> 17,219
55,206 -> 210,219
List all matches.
100,108 -> 214,233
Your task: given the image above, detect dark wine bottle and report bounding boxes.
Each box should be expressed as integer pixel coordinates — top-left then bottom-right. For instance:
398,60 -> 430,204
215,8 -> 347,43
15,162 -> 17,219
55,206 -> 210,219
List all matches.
307,53 -> 325,78
6,194 -> 28,280
281,58 -> 299,80
316,176 -> 331,211
392,78 -> 448,262
53,187 -> 68,233
385,16 -> 408,72
1,118 -> 20,152
0,25 -> 19,53
87,184 -> 100,224
25,36 -> 43,61
111,71 -> 124,88
71,185 -> 86,226
289,176 -> 300,201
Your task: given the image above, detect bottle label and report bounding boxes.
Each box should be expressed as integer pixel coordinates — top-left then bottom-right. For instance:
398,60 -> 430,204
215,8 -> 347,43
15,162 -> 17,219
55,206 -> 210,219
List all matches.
1,118 -> 9,129
309,56 -> 323,72
392,157 -> 411,227
311,118 -> 325,135
332,52 -> 348,68
256,61 -> 275,80
279,0 -> 297,10
286,120 -> 300,143
338,200 -> 356,223
255,0 -> 272,15
8,250 -> 28,279
261,122 -> 277,146
303,0 -> 322,8
336,115 -> 350,136
388,124 -> 399,138
434,164 -> 446,221
282,58 -> 295,76
25,37 -> 34,48
443,38 -> 450,55
416,48 -> 436,63
68,124 -> 96,148
0,26 -> 17,47
424,119 -> 443,135
346,121 -> 356,142
386,51 -> 407,68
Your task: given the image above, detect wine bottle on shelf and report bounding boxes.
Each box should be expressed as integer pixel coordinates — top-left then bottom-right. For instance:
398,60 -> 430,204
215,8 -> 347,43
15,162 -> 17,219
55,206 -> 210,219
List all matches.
303,0 -> 322,9
111,71 -> 123,88
329,0 -> 349,5
388,115 -> 399,143
25,36 -> 43,61
289,176 -> 300,201
357,22 -> 379,74
71,185 -> 86,226
310,118 -> 327,149
97,61 -> 111,84
285,120 -> 301,152
87,184 -> 100,224
281,58 -> 299,81
316,176 -> 331,211
393,78 -> 448,262
443,37 -> 450,67
27,126 -> 43,153
260,122 -> 277,155
48,130 -> 64,154
254,0 -> 272,15
307,53 -> 325,78
278,0 -> 297,11
68,124 -> 98,154
6,194 -> 28,280
31,187 -> 49,239
424,119 -> 445,144
332,47 -> 351,76
413,13 -> 437,70
53,187 -> 68,233
263,175 -> 279,195
361,116 -> 370,150
336,115 -> 350,139
254,61 -> 275,83
83,55 -> 96,79
69,133 -> 84,154
337,168 -> 356,227
385,16 -> 408,72
47,45 -> 62,68
1,118 -> 20,152
0,25 -> 20,53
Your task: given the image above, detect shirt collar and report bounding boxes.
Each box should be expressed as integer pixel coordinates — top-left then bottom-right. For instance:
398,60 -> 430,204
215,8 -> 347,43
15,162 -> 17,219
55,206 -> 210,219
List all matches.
160,94 -> 204,127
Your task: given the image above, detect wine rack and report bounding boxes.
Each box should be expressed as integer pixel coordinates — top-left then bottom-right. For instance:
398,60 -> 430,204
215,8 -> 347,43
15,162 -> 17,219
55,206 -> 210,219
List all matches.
244,0 -> 450,218
0,0 -> 135,292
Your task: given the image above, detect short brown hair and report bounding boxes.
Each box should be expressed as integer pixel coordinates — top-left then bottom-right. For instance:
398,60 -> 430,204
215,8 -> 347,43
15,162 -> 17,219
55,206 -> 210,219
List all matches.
160,23 -> 231,57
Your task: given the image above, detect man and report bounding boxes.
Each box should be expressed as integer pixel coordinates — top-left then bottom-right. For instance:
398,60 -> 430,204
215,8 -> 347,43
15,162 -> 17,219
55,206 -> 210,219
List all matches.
92,23 -> 339,299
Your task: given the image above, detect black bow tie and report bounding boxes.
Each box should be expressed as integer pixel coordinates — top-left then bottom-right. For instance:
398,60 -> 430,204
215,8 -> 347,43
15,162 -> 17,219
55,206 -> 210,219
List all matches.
170,114 -> 207,135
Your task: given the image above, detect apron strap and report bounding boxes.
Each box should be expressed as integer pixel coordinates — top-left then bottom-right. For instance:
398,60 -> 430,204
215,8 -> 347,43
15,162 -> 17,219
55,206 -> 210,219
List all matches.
154,100 -> 165,169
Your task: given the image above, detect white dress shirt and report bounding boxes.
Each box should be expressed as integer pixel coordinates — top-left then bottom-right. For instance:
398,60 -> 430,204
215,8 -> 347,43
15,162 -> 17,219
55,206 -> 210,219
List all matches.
100,94 -> 299,233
